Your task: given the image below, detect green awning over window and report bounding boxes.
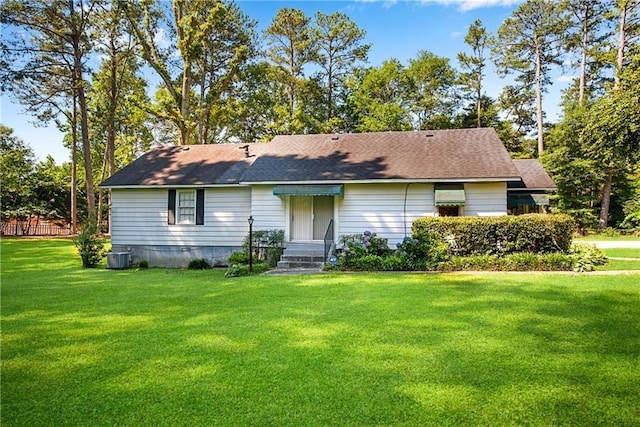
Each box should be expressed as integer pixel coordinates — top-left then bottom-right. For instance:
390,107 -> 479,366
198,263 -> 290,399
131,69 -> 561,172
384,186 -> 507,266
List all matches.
273,184 -> 344,196
435,184 -> 465,206
507,193 -> 549,209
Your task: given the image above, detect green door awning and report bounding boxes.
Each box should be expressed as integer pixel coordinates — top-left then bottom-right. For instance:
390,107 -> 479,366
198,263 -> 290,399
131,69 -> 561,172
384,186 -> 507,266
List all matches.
273,184 -> 344,197
435,184 -> 465,206
507,193 -> 550,209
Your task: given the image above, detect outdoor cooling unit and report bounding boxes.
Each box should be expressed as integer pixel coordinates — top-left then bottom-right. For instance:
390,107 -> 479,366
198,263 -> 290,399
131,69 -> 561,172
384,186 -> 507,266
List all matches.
106,252 -> 130,270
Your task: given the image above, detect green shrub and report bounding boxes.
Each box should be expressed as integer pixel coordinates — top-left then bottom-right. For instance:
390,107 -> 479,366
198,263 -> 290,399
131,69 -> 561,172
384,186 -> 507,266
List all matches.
337,231 -> 391,270
413,214 -> 575,256
381,255 -> 405,271
562,209 -> 598,235
442,252 -> 574,272
504,252 -> 539,270
242,229 -> 285,262
570,244 -> 607,272
138,260 -> 149,269
395,231 -> 449,270
224,262 -> 271,277
265,247 -> 284,267
188,258 -> 212,270
620,212 -> 640,232
354,254 -> 384,271
337,230 -> 448,272
73,220 -> 106,268
599,227 -> 622,237
444,254 -> 501,272
228,251 -> 250,265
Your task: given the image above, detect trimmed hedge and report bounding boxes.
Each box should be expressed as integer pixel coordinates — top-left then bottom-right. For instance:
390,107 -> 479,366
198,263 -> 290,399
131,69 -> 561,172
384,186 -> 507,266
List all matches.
412,214 -> 575,256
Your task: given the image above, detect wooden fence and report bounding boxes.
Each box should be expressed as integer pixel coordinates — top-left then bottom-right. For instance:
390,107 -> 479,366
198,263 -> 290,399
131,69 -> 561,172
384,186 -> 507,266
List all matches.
1,221 -> 72,237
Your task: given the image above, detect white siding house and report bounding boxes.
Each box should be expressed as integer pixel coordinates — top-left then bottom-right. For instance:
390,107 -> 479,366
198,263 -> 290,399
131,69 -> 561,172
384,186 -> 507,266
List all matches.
338,183 -> 435,246
100,128 -> 554,267
110,187 -> 251,267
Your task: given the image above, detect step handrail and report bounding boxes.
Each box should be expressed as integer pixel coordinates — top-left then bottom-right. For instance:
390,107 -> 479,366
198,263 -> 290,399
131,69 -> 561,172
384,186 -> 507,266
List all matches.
323,219 -> 334,261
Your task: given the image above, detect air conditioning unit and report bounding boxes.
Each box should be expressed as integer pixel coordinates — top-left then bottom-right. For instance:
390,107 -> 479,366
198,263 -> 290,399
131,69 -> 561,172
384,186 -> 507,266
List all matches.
107,252 -> 130,269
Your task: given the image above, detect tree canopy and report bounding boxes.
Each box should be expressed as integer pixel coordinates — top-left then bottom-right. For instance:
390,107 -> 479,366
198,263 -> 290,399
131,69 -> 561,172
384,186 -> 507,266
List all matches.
1,0 -> 638,231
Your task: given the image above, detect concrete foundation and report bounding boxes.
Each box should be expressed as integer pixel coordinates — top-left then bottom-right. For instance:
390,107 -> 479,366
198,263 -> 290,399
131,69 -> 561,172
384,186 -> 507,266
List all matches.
110,244 -> 241,268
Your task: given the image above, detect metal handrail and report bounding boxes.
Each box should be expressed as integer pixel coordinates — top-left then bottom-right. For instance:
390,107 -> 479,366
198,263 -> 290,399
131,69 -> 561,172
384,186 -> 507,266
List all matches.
323,219 -> 334,261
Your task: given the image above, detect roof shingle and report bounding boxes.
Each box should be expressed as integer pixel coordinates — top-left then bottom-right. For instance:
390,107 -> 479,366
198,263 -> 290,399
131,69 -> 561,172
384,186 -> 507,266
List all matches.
510,159 -> 556,190
100,144 -> 260,187
241,128 -> 520,182
100,128 -> 526,187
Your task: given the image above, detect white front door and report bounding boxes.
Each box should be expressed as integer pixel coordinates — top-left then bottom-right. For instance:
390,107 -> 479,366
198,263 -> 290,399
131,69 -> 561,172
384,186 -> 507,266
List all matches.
313,196 -> 334,240
290,196 -> 313,241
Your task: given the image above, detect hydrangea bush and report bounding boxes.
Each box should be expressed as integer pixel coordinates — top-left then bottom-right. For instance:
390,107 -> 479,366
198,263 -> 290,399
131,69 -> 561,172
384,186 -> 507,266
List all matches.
335,230 -> 447,271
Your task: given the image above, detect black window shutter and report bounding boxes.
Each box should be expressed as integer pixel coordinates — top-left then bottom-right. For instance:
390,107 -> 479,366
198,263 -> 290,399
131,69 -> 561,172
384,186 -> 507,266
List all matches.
196,189 -> 205,225
168,189 -> 176,225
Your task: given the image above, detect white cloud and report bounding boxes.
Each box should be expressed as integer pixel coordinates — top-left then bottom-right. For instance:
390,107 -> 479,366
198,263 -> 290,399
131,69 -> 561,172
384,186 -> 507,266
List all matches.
418,0 -> 524,12
556,75 -> 577,83
153,28 -> 171,49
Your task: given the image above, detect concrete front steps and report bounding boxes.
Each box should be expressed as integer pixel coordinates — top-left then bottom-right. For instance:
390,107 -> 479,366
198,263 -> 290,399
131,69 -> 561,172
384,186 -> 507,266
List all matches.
276,241 -> 326,269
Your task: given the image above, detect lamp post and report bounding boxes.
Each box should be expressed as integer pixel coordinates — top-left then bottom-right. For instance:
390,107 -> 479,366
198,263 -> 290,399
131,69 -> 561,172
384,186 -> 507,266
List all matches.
248,216 -> 254,273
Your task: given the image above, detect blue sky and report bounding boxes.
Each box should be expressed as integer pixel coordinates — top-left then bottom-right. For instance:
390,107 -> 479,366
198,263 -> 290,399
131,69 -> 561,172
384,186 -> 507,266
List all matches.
1,0 -> 572,164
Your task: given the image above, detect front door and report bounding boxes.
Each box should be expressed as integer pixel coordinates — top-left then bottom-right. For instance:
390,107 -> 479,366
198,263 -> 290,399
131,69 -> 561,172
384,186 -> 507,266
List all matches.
291,196 -> 313,240
313,196 -> 334,240
290,196 -> 334,241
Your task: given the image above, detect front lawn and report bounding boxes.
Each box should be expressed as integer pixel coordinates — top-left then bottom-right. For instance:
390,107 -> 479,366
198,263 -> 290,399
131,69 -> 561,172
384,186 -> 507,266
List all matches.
2,239 -> 639,426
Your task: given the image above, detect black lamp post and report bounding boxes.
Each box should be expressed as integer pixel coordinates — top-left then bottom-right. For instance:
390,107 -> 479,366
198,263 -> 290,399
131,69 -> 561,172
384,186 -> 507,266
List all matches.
248,216 -> 254,273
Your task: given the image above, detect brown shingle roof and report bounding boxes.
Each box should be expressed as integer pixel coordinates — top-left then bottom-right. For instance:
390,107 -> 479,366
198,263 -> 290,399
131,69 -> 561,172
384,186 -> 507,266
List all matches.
100,144 -> 261,187
510,159 -> 556,190
100,128 -> 525,187
241,128 -> 520,182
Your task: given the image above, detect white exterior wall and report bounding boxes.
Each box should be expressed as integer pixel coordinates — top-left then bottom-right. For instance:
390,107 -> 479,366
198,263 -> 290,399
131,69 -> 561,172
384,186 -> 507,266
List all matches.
338,183 -> 435,246
463,182 -> 507,216
250,185 -> 286,231
110,187 -> 251,247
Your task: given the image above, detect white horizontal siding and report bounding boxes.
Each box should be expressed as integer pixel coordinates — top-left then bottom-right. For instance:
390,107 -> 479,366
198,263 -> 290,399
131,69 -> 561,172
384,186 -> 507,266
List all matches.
338,183 -> 434,246
110,187 -> 251,246
251,185 -> 286,231
463,182 -> 507,216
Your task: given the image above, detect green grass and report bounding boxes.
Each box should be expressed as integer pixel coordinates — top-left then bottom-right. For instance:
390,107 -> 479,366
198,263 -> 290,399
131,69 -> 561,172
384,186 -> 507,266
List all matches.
2,239 -> 640,426
597,248 -> 640,271
575,235 -> 640,242
601,248 -> 640,259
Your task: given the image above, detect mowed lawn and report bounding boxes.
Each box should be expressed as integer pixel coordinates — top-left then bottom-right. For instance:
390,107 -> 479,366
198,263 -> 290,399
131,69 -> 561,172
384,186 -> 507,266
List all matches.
2,239 -> 639,426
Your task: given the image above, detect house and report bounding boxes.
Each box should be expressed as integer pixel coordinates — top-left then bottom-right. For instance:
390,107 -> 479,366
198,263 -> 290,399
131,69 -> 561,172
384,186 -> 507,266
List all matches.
99,128 -> 555,267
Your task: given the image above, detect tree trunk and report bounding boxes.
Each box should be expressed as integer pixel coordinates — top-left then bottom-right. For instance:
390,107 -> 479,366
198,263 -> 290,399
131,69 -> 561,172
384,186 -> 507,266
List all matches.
327,46 -> 334,123
476,77 -> 482,128
615,3 -> 627,87
599,1 -> 630,228
599,171 -> 612,229
534,37 -> 544,156
71,93 -> 78,233
78,84 -> 96,217
180,63 -> 191,145
70,1 -> 95,218
578,2 -> 589,107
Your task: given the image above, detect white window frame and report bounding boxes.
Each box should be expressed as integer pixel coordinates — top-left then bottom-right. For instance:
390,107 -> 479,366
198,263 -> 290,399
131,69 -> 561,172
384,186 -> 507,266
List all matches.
177,190 -> 196,224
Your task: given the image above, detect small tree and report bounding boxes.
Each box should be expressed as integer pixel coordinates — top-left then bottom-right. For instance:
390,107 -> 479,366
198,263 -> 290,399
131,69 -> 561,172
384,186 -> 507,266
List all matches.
73,218 -> 106,268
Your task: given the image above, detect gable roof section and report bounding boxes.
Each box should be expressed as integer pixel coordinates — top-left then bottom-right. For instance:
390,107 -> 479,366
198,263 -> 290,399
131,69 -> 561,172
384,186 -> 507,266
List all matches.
241,128 -> 520,183
100,144 -> 260,188
100,128 -> 525,188
509,159 -> 556,190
